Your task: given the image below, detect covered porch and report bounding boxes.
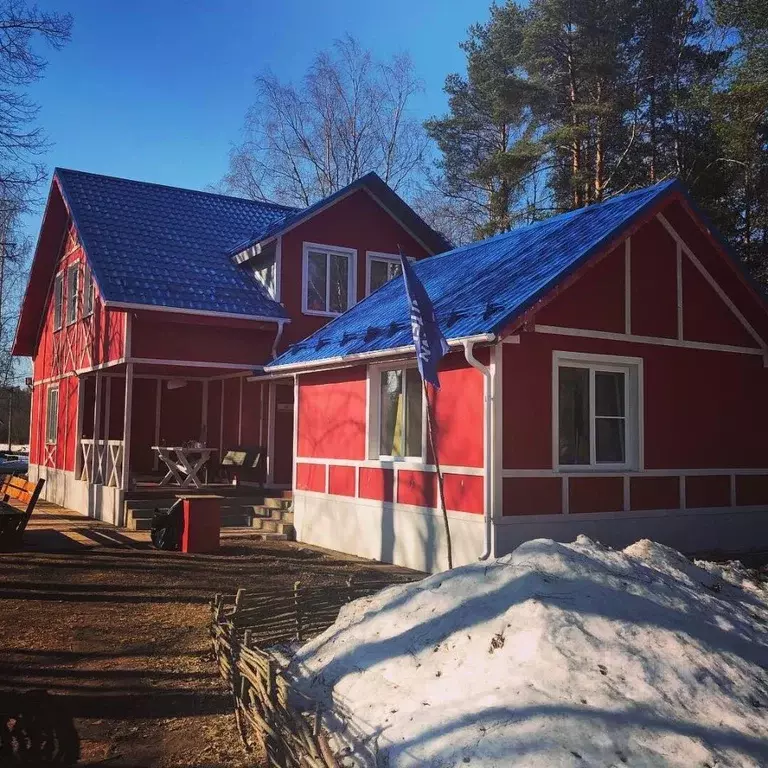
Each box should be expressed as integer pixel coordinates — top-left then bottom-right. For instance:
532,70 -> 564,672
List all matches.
75,360 -> 295,525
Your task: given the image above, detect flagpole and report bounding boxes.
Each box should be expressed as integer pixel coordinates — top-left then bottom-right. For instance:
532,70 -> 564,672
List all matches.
423,379 -> 453,570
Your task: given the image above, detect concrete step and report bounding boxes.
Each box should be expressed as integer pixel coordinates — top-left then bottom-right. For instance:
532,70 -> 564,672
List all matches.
262,496 -> 293,511
251,505 -> 293,523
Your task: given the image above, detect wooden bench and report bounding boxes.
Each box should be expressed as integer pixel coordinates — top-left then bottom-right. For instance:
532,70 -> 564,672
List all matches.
0,475 -> 45,550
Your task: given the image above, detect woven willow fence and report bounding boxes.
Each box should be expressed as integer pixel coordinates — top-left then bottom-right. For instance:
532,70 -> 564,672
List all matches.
211,575 -> 418,767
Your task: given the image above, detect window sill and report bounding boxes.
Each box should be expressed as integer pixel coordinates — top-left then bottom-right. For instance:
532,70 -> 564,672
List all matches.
302,308 -> 345,318
556,465 -> 635,474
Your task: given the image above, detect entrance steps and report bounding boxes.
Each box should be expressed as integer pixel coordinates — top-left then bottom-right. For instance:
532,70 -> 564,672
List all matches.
124,490 -> 295,539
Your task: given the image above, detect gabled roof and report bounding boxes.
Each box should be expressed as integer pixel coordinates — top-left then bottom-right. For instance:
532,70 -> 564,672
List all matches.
228,172 -> 452,257
266,179 -> 686,371
54,168 -> 296,319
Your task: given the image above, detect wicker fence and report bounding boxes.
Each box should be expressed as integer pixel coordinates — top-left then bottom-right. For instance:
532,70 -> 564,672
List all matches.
211,575 -> 418,766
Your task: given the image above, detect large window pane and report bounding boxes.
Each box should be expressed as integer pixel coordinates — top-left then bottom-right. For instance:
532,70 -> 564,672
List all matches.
329,253 -> 349,313
307,251 -> 327,311
595,371 -> 625,417
405,368 -> 423,457
559,366 -> 590,465
380,369 -> 404,456
369,259 -> 402,294
596,418 -> 625,463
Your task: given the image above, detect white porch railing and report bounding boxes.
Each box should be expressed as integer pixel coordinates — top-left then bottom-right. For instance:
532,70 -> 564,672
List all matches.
80,439 -> 124,487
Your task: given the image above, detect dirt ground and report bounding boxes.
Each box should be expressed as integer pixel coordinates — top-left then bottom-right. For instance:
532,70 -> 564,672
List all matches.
0,503 -> 417,767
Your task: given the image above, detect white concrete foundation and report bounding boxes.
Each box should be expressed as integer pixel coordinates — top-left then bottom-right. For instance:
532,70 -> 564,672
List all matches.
294,491 -> 486,573
493,506 -> 768,558
28,463 -> 125,526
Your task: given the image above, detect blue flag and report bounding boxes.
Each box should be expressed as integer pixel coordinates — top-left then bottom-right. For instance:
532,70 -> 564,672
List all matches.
399,251 -> 450,389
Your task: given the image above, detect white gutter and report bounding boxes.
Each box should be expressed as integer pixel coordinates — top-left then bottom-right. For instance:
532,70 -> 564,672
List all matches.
462,339 -> 494,561
266,333 -> 496,374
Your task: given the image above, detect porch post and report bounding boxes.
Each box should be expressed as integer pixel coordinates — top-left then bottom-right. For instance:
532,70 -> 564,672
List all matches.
153,378 -> 161,471
266,381 -> 276,485
121,362 -> 134,491
91,373 -> 102,483
75,376 -> 84,479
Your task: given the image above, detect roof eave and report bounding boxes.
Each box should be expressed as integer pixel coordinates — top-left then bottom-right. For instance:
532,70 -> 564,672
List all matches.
265,332 -> 497,374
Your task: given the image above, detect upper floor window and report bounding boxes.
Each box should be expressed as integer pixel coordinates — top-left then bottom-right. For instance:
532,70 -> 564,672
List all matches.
366,252 -> 402,295
83,262 -> 94,317
45,386 -> 59,444
555,352 -> 641,470
66,265 -> 79,325
52,272 -> 63,330
302,243 -> 356,316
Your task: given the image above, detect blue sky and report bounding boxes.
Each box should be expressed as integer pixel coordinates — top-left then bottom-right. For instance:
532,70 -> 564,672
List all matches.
23,0 -> 491,235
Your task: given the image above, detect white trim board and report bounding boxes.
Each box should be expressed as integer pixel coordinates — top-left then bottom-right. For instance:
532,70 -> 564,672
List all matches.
656,213 -> 766,352
534,325 -> 763,357
296,455 -> 485,476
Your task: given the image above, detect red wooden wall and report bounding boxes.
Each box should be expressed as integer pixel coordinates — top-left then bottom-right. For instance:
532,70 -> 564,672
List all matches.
502,201 -> 768,516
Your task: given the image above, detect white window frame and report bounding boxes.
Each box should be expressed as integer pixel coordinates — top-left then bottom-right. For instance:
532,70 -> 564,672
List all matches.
302,242 -> 357,317
45,385 -> 59,444
65,263 -> 79,325
552,350 -> 643,472
83,261 -> 94,317
365,251 -> 403,296
52,271 -> 64,331
367,361 -> 427,462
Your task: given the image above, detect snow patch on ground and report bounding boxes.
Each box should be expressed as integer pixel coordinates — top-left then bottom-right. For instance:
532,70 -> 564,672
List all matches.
287,537 -> 768,767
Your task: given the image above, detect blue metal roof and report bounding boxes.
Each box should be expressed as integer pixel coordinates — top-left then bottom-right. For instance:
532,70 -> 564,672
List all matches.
267,179 -> 681,369
55,168 -> 297,318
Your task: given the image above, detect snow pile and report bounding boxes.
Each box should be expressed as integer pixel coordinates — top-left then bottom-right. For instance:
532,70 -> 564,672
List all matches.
287,537 -> 768,767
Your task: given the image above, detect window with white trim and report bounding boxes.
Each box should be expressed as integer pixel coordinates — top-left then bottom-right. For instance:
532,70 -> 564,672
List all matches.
52,272 -> 63,330
367,252 -> 402,295
83,261 -> 94,317
45,386 -> 59,444
302,243 -> 355,315
66,265 -> 78,324
377,366 -> 423,459
556,356 -> 640,469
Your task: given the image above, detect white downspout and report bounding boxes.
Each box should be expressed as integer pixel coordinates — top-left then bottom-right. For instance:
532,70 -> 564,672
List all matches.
271,320 -> 286,359
462,339 -> 494,561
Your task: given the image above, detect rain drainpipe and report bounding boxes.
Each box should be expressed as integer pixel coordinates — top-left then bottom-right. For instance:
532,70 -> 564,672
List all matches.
462,339 -> 494,561
271,320 -> 286,359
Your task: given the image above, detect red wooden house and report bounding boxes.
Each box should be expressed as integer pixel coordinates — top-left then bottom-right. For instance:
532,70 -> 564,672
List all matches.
13,168 -> 447,525
266,180 -> 768,572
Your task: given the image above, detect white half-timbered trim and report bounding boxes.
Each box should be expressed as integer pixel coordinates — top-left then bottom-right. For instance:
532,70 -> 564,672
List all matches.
533,325 -> 763,357
657,213 -> 767,352
624,237 -> 631,335
295,455 -> 485,477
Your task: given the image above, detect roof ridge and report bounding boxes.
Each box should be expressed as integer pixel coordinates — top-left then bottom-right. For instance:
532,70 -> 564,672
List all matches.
54,167 -> 301,213
418,178 -> 680,266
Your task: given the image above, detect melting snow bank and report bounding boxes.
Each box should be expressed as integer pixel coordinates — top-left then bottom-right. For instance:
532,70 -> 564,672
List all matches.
286,537 -> 768,767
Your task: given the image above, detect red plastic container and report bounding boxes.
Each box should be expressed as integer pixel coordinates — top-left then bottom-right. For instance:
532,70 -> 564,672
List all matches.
179,494 -> 221,553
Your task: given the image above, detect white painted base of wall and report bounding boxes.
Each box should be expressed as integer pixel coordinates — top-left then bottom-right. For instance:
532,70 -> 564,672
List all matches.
493,506 -> 768,557
28,463 -> 125,526
294,491 -> 485,573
